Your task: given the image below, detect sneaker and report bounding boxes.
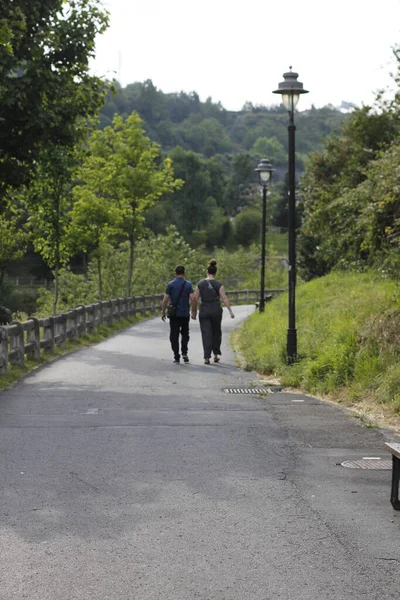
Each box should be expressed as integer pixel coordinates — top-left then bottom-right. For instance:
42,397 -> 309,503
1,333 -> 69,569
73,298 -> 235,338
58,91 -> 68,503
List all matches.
173,357 -> 180,364
204,358 -> 210,365
182,355 -> 189,363
213,355 -> 220,363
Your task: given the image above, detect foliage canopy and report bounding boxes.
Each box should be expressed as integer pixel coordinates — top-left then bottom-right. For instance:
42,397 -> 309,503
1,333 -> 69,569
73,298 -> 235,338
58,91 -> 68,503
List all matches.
0,0 -> 109,201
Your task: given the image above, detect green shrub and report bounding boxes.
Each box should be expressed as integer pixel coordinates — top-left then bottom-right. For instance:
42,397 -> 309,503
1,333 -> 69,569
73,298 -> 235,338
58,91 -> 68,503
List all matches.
0,278 -> 40,316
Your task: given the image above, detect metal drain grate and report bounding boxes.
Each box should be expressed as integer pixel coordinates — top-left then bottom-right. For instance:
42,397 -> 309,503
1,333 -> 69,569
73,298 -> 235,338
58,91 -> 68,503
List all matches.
224,388 -> 270,394
341,459 -> 392,470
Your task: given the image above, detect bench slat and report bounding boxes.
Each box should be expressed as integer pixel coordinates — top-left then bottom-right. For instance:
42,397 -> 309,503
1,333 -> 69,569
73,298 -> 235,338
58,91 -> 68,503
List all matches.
385,442 -> 400,460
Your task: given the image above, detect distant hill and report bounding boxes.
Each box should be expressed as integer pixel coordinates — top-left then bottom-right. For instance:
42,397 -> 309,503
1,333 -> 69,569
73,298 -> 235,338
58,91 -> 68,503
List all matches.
100,79 -> 348,171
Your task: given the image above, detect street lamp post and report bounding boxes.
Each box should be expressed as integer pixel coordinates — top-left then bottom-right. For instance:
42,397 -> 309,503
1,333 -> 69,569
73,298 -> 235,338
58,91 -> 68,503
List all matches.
255,158 -> 274,313
273,68 -> 308,364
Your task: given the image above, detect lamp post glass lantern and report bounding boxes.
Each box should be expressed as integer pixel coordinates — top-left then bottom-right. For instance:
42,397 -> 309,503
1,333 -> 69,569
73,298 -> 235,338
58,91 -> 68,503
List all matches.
273,68 -> 308,364
255,158 -> 274,314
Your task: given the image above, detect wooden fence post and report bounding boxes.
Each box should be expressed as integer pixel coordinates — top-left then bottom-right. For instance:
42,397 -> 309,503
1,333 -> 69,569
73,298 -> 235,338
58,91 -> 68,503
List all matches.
43,317 -> 55,353
100,301 -> 106,326
108,300 -> 113,324
102,301 -> 107,325
71,309 -> 79,341
9,321 -> 25,367
141,295 -> 146,315
95,301 -> 101,327
60,314 -> 67,348
96,301 -> 102,326
121,297 -> 127,318
158,294 -> 163,312
92,304 -> 97,330
0,326 -> 8,374
132,296 -> 137,317
77,305 -> 87,336
108,300 -> 113,325
27,318 -> 40,361
89,304 -> 96,332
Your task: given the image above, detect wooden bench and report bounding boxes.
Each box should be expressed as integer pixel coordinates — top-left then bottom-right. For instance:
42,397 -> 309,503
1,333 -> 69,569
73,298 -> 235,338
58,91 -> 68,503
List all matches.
385,442 -> 400,510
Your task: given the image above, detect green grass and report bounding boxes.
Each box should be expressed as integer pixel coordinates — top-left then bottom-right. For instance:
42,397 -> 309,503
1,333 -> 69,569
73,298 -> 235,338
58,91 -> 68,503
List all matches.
0,314 -> 148,391
237,270 -> 400,417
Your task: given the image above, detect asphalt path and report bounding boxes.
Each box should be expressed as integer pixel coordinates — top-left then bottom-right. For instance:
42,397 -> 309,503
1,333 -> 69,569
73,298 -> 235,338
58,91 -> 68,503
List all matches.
0,305 -> 399,599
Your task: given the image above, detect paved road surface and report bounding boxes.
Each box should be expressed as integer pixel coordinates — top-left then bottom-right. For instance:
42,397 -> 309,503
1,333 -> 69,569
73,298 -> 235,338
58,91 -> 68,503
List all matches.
0,306 -> 399,599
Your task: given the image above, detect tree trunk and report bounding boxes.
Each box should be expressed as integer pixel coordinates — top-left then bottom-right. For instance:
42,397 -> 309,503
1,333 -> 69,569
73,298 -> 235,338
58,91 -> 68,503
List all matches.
82,251 -> 88,280
97,256 -> 103,301
53,262 -> 59,315
127,237 -> 135,297
53,194 -> 61,315
0,265 -> 6,288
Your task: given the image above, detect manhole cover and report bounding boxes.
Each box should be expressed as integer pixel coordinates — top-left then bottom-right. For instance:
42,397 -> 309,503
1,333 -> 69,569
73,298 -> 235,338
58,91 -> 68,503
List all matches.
224,388 -> 270,394
341,458 -> 392,470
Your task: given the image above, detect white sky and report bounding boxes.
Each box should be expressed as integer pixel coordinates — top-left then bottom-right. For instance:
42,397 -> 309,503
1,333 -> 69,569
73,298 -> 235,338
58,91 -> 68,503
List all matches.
92,0 -> 400,111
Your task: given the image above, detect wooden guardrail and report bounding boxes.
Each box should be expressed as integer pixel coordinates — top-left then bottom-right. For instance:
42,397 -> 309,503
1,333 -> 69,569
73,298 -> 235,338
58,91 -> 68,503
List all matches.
0,289 -> 285,375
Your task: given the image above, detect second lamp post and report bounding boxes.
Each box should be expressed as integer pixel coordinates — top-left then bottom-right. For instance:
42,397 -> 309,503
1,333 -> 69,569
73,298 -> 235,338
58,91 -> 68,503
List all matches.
255,158 -> 274,313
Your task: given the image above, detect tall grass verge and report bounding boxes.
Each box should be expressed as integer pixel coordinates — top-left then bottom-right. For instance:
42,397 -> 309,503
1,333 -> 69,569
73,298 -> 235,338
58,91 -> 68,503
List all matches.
237,270 -> 400,420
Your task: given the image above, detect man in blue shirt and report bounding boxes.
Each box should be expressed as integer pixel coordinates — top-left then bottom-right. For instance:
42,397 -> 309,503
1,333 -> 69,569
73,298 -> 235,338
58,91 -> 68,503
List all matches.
161,265 -> 195,363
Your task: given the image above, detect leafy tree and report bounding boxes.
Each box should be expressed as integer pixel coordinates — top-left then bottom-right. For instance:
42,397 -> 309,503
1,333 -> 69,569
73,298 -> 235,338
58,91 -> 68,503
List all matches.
123,80 -> 167,127
298,105 -> 400,280
251,137 -> 287,165
164,147 -> 213,238
132,226 -> 206,294
0,0 -> 109,201
0,194 -> 29,286
191,205 -> 233,250
360,142 -> 400,259
204,208 -> 233,249
154,151 -> 228,243
27,147 -> 78,314
241,117 -> 287,151
166,91 -> 201,123
69,188 -> 121,300
234,207 -> 262,247
270,175 -> 289,228
179,116 -> 233,156
329,141 -> 400,273
78,113 -> 182,295
36,267 -> 96,316
206,157 -> 227,206
224,153 -> 257,215
213,244 -> 286,290
0,6 -> 18,54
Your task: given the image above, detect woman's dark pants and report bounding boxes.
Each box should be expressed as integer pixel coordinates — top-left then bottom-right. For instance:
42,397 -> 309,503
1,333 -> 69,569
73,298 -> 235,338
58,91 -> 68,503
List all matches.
169,316 -> 190,359
199,306 -> 223,359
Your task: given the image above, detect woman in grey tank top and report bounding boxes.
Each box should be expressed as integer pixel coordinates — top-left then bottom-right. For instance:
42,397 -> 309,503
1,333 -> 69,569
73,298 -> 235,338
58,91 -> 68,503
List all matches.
191,260 -> 234,364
